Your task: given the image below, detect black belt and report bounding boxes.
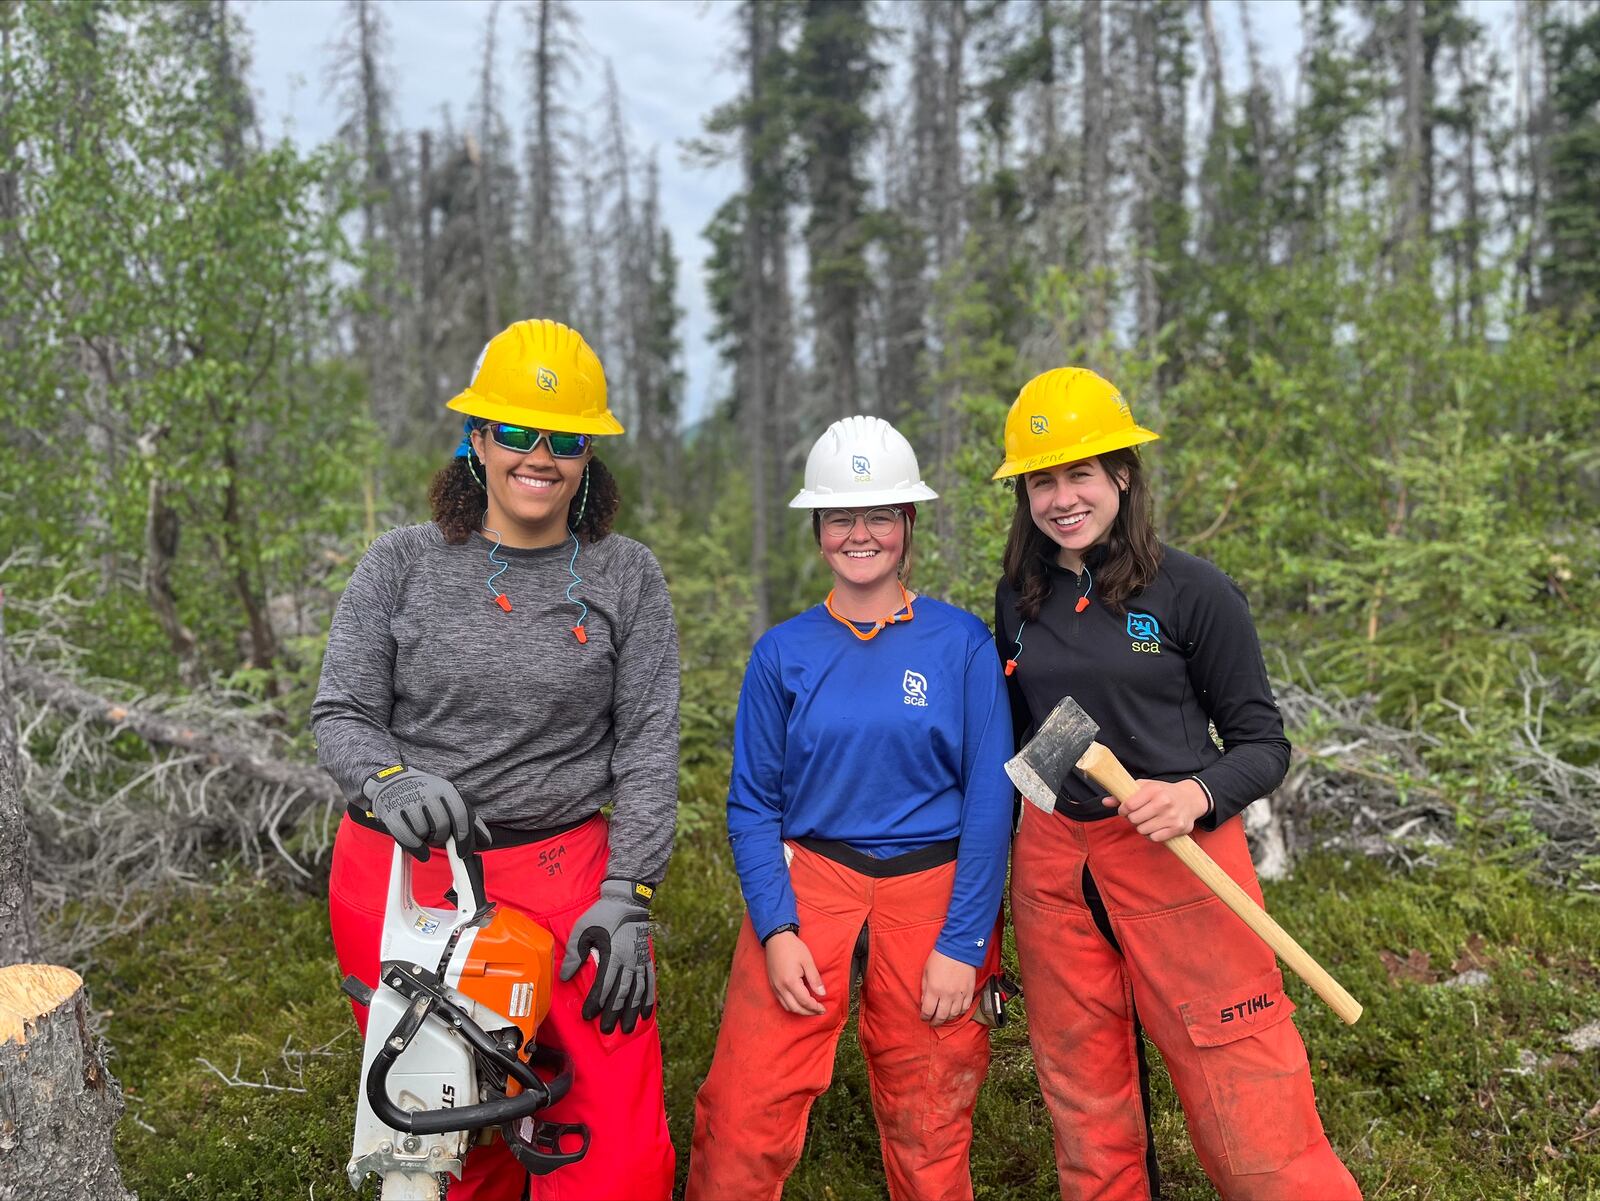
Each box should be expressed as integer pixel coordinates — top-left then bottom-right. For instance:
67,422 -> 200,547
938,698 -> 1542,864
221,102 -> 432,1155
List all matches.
792,837 -> 959,879
346,806 -> 598,848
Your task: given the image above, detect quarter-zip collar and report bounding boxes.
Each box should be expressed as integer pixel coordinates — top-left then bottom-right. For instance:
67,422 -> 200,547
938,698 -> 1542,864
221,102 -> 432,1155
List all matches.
1045,541 -> 1109,585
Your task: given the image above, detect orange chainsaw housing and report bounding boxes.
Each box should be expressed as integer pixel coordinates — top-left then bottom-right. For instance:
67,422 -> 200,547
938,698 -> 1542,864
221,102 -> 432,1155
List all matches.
454,905 -> 556,1092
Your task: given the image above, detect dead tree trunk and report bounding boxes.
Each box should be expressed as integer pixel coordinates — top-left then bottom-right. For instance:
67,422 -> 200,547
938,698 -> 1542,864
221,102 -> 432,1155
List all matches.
1080,0 -> 1109,348
931,0 -> 965,568
474,2 -> 503,340
8,659 -> 342,808
1399,0 -> 1428,249
0,964 -> 132,1200
0,591 -> 40,968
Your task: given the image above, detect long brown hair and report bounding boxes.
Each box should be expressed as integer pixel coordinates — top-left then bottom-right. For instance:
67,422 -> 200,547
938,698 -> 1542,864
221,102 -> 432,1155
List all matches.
1001,447 -> 1163,621
428,451 -> 620,544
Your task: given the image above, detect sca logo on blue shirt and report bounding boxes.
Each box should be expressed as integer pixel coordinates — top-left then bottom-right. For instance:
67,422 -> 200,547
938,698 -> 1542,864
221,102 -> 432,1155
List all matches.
902,669 -> 929,707
851,454 -> 871,480
1127,612 -> 1162,654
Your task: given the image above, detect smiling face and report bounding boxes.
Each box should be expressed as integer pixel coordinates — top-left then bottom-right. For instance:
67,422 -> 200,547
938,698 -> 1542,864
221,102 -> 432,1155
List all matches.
817,505 -> 908,592
470,424 -> 591,547
1024,456 -> 1127,569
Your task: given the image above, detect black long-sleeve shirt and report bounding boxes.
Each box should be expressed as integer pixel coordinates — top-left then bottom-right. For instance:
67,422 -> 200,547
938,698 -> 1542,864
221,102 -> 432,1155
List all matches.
994,543 -> 1289,828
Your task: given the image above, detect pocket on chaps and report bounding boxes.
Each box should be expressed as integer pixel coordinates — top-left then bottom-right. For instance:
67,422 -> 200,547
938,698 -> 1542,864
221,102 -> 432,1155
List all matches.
1178,969 -> 1320,1176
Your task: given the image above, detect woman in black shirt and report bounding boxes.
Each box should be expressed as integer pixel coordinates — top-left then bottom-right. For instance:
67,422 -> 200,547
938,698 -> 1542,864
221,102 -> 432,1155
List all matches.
992,367 -> 1360,1200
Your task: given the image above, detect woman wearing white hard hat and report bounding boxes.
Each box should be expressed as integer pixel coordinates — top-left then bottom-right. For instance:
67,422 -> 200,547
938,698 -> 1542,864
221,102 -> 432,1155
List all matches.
686,416 -> 1014,1201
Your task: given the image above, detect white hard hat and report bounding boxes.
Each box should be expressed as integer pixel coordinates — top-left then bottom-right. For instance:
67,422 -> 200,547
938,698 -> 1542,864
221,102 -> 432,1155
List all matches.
789,415 -> 939,509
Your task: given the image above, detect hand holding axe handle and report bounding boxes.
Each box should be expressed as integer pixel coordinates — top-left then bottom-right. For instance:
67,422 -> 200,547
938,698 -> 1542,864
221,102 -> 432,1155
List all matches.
1007,697 -> 1362,1025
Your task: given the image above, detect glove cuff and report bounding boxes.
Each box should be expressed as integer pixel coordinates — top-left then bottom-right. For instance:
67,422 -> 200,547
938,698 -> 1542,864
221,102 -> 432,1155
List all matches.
600,879 -> 656,909
360,764 -> 408,803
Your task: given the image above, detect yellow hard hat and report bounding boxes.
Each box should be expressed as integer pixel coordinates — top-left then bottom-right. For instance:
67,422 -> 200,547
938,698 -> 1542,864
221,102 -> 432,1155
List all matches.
991,367 -> 1159,480
446,319 -> 623,436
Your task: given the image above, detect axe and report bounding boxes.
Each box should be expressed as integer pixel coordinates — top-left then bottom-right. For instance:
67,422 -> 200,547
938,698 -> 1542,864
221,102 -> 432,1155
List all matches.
1006,696 -> 1363,1025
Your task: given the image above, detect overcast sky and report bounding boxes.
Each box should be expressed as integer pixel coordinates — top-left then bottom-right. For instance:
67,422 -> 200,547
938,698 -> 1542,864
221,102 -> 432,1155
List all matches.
238,0 -> 1512,427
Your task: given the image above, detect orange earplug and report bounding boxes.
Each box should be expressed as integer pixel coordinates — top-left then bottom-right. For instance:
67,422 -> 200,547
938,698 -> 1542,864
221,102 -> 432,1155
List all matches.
494,594 -> 513,613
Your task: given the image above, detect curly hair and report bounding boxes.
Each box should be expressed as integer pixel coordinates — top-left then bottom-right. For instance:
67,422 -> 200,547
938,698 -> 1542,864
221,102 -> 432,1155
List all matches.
1000,447 -> 1163,620
428,452 -> 621,544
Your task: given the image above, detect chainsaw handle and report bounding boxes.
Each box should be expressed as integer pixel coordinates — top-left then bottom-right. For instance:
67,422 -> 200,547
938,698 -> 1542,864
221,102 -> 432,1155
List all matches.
444,838 -> 488,917
365,986 -> 577,1137
369,1064 -> 552,1135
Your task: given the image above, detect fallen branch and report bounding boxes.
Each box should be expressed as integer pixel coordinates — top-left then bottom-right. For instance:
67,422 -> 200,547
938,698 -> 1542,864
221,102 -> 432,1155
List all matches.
196,1054 -> 309,1094
9,660 -> 339,809
2,657 -> 344,959
1267,671 -> 1598,887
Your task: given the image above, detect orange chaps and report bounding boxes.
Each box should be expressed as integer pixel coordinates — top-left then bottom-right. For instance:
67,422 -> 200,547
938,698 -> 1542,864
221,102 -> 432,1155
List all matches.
1011,804 -> 1361,1201
688,843 -> 999,1201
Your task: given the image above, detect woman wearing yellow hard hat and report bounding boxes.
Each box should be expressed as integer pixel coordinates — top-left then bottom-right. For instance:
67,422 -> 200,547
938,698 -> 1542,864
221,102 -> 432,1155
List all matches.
312,319 -> 679,1199
992,368 -> 1360,1200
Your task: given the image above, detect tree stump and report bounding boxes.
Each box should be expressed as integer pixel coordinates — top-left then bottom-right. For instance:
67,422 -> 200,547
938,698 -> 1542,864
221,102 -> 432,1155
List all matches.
0,963 -> 133,1201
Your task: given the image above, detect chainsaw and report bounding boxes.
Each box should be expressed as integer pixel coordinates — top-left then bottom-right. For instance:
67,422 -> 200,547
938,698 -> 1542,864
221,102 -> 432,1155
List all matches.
341,835 -> 590,1199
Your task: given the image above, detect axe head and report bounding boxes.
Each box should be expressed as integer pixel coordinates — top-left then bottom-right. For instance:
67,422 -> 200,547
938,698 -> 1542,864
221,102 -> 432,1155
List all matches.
1003,696 -> 1099,813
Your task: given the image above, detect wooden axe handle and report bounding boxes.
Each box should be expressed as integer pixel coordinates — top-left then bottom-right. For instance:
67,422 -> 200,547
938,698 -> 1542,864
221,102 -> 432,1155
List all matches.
1078,742 -> 1363,1025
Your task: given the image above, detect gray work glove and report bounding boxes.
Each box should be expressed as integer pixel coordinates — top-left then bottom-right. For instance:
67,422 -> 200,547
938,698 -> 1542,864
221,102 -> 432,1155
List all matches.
558,879 -> 656,1035
360,765 -> 490,862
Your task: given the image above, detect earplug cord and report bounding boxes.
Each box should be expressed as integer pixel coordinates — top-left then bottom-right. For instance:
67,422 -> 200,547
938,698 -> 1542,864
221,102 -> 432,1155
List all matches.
1006,564 -> 1092,676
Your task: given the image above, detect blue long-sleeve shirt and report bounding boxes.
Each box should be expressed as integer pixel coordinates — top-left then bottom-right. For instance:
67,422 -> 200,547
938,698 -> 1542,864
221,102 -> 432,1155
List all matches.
727,597 -> 1014,967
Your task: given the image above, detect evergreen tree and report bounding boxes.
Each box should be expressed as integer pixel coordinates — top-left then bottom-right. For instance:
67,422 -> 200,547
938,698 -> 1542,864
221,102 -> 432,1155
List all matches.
794,0 -> 881,419
1540,8 -> 1600,320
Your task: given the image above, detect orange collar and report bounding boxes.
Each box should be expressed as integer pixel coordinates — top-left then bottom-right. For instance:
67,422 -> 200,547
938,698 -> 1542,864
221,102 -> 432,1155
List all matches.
824,583 -> 915,642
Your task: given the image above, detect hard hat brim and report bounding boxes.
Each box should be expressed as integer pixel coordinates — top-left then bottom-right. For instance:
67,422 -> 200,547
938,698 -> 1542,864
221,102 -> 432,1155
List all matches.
991,427 -> 1159,480
446,388 -> 626,436
789,482 -> 940,509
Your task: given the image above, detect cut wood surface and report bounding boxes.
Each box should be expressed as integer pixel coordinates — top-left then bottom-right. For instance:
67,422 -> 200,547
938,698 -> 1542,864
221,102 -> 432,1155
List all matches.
0,962 -> 133,1200
0,962 -> 79,1045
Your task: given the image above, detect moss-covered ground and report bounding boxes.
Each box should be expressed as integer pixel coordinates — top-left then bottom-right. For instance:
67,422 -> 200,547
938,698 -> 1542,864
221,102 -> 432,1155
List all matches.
88,836 -> 1600,1200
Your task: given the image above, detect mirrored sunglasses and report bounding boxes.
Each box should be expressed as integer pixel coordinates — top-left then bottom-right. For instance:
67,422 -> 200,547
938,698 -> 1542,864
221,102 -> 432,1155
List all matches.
485,423 -> 590,458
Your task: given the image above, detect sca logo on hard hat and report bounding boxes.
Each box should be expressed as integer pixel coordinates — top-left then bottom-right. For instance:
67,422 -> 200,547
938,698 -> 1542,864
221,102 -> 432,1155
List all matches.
902,670 -> 928,707
1029,414 -> 1049,435
536,366 -> 558,392
851,454 -> 871,480
1127,612 -> 1162,655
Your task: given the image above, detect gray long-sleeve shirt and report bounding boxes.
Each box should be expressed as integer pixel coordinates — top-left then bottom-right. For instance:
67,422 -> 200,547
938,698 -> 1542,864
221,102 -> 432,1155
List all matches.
310,523 -> 680,883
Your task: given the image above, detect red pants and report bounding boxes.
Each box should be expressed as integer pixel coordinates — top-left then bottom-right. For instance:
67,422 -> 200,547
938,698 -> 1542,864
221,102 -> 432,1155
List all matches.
688,843 -> 998,1201
328,815 -> 675,1201
1011,804 -> 1361,1201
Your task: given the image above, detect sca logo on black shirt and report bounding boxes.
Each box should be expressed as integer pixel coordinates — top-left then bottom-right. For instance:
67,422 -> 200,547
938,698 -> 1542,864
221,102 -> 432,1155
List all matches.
1127,612 -> 1162,655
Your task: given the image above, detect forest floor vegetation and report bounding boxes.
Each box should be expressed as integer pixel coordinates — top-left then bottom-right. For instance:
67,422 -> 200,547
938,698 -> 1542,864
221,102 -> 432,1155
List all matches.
86,833 -> 1600,1200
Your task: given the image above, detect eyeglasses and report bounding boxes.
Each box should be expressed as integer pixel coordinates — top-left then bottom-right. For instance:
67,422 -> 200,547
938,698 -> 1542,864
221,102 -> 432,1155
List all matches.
483,423 -> 590,458
819,507 -> 904,537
